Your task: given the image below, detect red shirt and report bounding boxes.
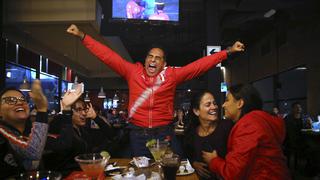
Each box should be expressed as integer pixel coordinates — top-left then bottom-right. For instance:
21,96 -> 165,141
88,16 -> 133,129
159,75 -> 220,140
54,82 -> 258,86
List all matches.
209,110 -> 291,180
82,35 -> 227,128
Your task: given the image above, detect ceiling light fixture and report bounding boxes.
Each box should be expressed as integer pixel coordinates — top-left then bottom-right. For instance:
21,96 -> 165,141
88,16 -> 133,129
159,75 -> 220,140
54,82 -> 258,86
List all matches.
98,87 -> 106,99
19,76 -> 31,92
84,91 -> 91,102
264,9 -> 276,18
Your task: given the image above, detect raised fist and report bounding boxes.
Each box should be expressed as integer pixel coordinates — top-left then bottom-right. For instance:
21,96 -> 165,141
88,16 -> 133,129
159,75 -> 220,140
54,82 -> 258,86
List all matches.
230,41 -> 245,53
66,24 -> 85,39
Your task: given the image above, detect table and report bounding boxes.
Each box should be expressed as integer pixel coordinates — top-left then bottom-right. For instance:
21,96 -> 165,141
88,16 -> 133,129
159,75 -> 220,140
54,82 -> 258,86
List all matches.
66,158 -> 198,179
106,158 -> 198,180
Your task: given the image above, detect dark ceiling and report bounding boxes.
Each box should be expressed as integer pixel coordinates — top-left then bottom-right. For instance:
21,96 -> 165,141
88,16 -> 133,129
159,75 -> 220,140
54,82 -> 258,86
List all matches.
98,0 -> 319,66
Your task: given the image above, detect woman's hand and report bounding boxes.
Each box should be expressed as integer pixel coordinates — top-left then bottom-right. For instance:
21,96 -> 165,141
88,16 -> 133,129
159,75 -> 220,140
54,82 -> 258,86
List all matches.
28,79 -> 48,112
202,150 -> 218,164
61,83 -> 83,110
86,103 -> 97,119
192,161 -> 212,179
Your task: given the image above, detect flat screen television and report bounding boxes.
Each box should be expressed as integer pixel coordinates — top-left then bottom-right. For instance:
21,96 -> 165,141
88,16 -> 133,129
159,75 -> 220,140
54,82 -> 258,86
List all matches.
112,0 -> 179,22
221,82 -> 227,93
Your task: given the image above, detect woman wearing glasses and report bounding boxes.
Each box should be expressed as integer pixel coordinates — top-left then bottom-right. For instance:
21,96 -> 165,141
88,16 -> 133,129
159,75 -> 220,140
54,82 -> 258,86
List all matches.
0,80 -> 48,178
0,80 -> 82,178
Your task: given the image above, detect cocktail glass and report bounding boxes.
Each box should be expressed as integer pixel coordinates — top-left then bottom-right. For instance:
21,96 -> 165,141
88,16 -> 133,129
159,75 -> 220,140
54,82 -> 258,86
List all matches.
75,153 -> 110,180
148,141 -> 168,163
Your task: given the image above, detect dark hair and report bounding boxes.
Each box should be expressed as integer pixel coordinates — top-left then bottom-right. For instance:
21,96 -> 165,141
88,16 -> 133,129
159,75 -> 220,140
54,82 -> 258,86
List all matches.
71,98 -> 86,110
291,101 -> 301,108
147,44 -> 167,61
228,84 -> 262,118
0,87 -> 25,99
156,3 -> 165,10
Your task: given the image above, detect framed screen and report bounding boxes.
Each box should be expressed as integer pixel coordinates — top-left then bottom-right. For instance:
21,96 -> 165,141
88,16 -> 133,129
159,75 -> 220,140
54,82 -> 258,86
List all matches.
112,0 -> 179,22
221,82 -> 227,93
103,98 -> 113,110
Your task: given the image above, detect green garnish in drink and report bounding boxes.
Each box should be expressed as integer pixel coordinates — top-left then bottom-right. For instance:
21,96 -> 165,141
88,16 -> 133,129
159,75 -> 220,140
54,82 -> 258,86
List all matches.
146,139 -> 157,147
100,151 -> 110,159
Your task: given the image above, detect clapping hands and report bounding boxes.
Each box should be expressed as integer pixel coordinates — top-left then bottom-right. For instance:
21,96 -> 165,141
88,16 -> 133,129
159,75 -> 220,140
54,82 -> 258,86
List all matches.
28,79 -> 48,112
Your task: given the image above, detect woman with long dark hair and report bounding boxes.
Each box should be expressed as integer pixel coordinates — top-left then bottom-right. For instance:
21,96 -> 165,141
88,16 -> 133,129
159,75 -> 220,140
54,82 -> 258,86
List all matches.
184,91 -> 233,179
202,84 -> 291,180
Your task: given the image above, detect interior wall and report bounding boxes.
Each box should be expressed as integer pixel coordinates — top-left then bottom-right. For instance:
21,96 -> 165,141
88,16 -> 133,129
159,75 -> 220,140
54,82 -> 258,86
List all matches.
227,22 -> 320,115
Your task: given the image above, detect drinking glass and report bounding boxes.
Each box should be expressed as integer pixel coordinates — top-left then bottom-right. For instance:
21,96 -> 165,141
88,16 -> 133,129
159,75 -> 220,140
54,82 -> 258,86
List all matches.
148,141 -> 168,163
75,153 -> 110,180
161,154 -> 181,180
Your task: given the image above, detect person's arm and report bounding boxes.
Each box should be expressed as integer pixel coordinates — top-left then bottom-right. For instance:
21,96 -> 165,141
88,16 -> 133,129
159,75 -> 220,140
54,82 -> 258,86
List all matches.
45,113 -> 73,152
175,42 -> 244,84
204,121 -> 261,179
46,84 -> 84,152
66,24 -> 136,79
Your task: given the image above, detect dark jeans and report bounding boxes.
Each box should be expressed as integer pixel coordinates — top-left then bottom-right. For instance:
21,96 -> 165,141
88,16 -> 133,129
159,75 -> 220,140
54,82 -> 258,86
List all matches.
128,123 -> 183,157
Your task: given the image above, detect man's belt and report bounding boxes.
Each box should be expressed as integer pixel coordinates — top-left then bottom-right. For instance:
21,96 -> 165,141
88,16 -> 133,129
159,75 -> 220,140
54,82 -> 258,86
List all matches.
130,124 -> 173,135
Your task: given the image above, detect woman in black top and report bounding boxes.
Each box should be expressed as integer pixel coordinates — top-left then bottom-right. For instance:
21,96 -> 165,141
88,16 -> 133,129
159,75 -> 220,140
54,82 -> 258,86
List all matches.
184,91 -> 233,180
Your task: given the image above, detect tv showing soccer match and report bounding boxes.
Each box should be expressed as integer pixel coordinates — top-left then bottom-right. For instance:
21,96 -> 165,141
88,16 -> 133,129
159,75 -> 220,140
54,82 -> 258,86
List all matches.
112,0 -> 179,22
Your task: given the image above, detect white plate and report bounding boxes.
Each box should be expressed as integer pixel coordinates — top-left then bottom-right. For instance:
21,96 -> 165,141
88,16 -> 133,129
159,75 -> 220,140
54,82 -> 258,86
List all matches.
176,160 -> 195,176
177,167 -> 195,176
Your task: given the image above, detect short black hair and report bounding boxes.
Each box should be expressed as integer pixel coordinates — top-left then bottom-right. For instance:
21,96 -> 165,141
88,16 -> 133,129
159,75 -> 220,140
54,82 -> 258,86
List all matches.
147,43 -> 167,61
156,3 -> 165,10
71,98 -> 86,110
228,84 -> 262,118
291,101 -> 301,108
0,87 -> 25,99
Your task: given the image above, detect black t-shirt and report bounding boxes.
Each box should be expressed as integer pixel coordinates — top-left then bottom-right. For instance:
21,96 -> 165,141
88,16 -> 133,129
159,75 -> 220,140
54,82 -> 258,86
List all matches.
193,119 -> 234,163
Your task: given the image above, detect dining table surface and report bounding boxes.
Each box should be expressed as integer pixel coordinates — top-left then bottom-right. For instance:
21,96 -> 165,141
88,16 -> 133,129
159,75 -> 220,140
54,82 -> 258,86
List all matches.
106,158 -> 199,180
66,158 -> 199,180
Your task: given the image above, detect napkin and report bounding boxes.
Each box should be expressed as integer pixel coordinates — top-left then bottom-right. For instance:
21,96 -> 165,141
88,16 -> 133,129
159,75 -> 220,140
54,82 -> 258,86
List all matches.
133,156 -> 150,168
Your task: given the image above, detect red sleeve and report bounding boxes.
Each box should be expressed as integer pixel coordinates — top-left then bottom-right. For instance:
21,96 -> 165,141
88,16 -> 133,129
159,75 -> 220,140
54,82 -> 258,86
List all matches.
209,121 -> 261,179
174,50 -> 227,84
82,35 -> 136,80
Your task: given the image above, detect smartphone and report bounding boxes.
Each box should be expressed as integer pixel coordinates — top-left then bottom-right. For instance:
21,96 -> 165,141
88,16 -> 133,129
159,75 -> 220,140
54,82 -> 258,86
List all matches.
68,83 -> 84,93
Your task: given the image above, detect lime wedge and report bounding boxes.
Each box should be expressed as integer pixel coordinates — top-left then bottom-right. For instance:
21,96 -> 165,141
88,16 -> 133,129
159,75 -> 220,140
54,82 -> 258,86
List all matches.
146,139 -> 157,147
100,151 -> 110,159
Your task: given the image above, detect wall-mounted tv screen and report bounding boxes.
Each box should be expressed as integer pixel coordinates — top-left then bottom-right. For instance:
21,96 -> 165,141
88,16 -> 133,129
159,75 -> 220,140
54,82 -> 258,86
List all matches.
112,0 -> 179,22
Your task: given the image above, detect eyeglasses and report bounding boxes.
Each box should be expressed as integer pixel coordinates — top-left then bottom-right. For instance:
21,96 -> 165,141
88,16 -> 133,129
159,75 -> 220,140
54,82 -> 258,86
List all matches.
73,108 -> 89,113
1,96 -> 27,105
